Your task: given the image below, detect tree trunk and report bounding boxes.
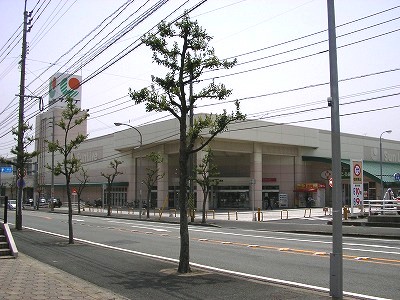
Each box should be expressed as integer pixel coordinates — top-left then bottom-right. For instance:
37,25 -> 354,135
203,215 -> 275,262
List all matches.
77,195 -> 81,214
66,179 -> 74,244
107,190 -> 111,216
146,190 -> 151,219
202,191 -> 208,223
178,186 -> 190,273
178,117 -> 190,273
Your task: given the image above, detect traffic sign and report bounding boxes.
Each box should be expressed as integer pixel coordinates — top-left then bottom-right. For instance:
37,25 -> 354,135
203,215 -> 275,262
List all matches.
394,172 -> 400,181
17,178 -> 25,188
0,166 -> 12,173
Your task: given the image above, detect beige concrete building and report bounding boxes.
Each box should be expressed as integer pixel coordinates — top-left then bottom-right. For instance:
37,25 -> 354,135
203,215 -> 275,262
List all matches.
31,107 -> 400,211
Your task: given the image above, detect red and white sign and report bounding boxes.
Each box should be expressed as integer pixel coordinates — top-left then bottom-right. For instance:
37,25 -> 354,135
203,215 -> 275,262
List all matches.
350,159 -> 363,214
320,170 -> 332,180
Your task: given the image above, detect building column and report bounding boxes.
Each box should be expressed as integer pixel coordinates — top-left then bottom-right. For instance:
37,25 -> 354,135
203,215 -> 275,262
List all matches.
250,143 -> 263,210
157,150 -> 169,209
127,153 -> 136,205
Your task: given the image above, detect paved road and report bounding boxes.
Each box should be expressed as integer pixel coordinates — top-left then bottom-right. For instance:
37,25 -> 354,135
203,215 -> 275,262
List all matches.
8,208 -> 400,299
12,229 -> 333,300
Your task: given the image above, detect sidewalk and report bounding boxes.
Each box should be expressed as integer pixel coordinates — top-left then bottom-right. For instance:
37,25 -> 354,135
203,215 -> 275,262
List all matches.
1,253 -> 128,300
47,206 -> 400,239
4,230 -> 334,300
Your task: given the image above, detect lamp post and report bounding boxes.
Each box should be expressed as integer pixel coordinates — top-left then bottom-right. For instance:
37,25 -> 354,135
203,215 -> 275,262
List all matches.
114,123 -> 143,148
114,123 -> 143,217
380,130 -> 392,199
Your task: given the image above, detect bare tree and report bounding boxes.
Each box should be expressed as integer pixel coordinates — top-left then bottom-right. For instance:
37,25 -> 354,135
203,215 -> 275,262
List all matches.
75,167 -> 89,214
193,147 -> 221,223
0,122 -> 39,229
101,159 -> 123,216
47,97 -> 89,244
129,16 -> 245,273
142,152 -> 165,219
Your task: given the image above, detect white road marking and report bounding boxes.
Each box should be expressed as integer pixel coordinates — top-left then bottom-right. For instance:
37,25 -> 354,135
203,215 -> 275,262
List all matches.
23,226 -> 391,300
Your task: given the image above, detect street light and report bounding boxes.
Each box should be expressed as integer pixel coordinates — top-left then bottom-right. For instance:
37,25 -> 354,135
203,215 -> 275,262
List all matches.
380,130 -> 392,199
114,123 -> 143,149
114,122 -> 143,218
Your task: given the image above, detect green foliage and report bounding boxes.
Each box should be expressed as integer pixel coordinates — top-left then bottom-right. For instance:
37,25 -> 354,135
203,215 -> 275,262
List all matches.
101,159 -> 123,216
0,122 -> 39,171
143,152 -> 164,189
194,147 -> 221,191
45,96 -> 89,244
143,152 -> 165,218
128,15 -> 246,273
46,97 -> 89,179
101,159 -> 123,186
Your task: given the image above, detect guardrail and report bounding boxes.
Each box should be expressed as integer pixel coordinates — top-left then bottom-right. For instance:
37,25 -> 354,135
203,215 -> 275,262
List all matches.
364,199 -> 400,216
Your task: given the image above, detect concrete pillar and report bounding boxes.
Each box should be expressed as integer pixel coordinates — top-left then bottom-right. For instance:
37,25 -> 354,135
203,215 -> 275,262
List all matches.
157,151 -> 169,209
250,143 -> 263,210
127,153 -> 136,205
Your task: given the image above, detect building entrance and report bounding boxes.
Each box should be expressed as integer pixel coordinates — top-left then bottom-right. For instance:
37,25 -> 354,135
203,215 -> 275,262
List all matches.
213,186 -> 250,209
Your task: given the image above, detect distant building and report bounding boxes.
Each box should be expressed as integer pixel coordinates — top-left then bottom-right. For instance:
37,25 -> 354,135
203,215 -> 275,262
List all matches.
34,110 -> 400,210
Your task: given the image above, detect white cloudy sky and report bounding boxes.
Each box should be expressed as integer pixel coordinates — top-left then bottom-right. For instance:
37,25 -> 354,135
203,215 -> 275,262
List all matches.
1,0 -> 399,158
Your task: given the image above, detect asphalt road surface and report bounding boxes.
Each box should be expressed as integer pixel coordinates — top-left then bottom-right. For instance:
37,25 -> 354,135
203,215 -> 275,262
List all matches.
9,210 -> 400,299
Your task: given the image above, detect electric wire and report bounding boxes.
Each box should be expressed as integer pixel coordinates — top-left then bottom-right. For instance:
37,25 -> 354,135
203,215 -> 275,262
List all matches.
0,2 -> 397,155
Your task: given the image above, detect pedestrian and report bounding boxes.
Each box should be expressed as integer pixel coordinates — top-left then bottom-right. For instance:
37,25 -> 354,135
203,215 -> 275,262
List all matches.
306,194 -> 313,208
265,194 -> 273,210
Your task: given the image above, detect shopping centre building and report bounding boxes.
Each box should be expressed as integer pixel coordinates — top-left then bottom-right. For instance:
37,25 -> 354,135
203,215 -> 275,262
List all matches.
3,73 -> 400,210
29,104 -> 400,211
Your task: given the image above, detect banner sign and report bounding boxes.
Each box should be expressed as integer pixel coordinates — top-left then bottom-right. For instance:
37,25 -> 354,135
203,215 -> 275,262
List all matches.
0,166 -> 13,173
48,73 -> 82,108
350,159 -> 363,214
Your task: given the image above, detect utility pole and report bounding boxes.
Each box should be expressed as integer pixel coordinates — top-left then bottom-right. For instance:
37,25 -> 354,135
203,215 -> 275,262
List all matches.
16,0 -> 29,230
327,0 -> 343,298
51,113 -> 55,199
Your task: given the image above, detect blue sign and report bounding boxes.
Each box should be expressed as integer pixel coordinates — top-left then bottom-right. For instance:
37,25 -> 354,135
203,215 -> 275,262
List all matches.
0,166 -> 13,173
394,173 -> 400,181
17,179 -> 25,188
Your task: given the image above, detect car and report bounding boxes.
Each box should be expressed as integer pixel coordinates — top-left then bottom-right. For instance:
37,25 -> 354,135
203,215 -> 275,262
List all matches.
7,199 -> 17,210
38,198 -> 47,208
48,198 -> 62,208
22,198 -> 34,209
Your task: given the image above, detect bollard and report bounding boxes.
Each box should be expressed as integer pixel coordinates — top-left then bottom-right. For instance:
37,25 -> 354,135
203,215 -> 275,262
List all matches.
205,210 -> 214,220
343,205 -> 349,220
257,207 -> 261,222
281,209 -> 288,219
304,208 -> 311,218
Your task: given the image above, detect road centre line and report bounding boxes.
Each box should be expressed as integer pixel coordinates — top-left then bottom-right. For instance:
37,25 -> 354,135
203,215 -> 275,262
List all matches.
190,228 -> 400,254
22,226 -> 390,300
196,238 -> 400,265
44,213 -> 400,253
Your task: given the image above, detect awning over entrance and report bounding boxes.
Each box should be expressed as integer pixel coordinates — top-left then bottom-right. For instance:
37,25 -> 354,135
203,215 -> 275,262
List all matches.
302,156 -> 400,183
293,188 -> 317,192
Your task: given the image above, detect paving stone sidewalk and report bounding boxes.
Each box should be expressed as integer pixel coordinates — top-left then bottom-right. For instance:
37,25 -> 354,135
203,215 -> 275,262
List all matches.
1,254 -> 127,300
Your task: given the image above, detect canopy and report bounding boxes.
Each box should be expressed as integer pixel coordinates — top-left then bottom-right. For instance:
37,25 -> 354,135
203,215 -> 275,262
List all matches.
302,156 -> 400,183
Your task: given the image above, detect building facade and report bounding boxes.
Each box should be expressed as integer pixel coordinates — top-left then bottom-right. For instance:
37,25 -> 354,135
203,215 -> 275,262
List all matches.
31,110 -> 400,211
